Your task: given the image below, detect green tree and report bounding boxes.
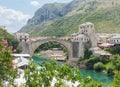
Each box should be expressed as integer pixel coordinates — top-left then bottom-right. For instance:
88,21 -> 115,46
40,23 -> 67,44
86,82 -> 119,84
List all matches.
35,41 -> 67,53
107,66 -> 114,76
110,71 -> 120,87
84,48 -> 92,59
85,56 -> 100,69
0,39 -> 17,86
0,27 -> 22,53
105,47 -> 120,55
94,62 -> 105,72
24,60 -> 102,87
111,55 -> 120,71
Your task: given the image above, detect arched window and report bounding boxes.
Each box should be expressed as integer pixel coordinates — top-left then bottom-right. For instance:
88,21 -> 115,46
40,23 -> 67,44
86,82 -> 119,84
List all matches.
83,26 -> 85,29
87,25 -> 89,28
80,26 -> 82,29
91,25 -> 93,28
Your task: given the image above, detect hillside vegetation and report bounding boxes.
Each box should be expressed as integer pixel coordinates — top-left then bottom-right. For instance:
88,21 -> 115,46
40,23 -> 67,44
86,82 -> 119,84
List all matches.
0,27 -> 14,39
0,27 -> 22,53
19,0 -> 120,37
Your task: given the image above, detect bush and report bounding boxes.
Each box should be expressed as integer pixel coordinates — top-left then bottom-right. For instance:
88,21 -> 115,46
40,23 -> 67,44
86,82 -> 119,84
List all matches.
111,55 -> 120,71
110,71 -> 120,87
84,48 -> 92,59
107,66 -> 114,76
105,47 -> 120,55
99,57 -> 110,64
0,39 -> 17,85
94,62 -> 105,72
85,56 -> 100,69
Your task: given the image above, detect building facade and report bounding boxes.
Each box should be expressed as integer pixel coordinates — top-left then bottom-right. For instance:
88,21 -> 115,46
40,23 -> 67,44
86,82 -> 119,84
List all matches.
110,35 -> 120,45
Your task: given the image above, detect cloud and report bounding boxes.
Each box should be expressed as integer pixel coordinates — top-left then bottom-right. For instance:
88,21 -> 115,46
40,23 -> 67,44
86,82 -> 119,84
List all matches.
45,0 -> 58,2
30,1 -> 40,7
0,6 -> 31,33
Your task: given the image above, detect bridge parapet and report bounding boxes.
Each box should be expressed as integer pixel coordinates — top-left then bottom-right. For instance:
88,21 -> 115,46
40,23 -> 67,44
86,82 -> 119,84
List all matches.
30,37 -> 71,44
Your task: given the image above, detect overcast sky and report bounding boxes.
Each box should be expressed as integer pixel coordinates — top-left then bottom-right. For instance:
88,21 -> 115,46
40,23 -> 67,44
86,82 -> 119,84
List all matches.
0,0 -> 72,33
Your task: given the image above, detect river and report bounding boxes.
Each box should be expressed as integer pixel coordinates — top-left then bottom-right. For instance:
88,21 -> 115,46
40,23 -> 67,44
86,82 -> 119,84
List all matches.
32,55 -> 113,87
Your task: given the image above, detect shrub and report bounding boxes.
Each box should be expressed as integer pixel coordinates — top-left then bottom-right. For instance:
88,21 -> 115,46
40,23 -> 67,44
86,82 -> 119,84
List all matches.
105,47 -> 120,55
107,66 -> 114,76
110,71 -> 120,87
85,56 -> 100,69
94,62 -> 105,72
0,39 -> 17,86
99,57 -> 110,64
84,48 -> 92,59
111,55 -> 120,71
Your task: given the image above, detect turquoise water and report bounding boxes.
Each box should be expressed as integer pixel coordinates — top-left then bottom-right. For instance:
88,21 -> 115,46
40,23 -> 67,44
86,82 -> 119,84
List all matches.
80,69 -> 113,87
32,55 -> 113,87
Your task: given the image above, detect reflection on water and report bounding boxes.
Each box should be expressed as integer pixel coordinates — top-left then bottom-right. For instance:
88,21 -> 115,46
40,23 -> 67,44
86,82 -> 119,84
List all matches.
32,55 -> 113,87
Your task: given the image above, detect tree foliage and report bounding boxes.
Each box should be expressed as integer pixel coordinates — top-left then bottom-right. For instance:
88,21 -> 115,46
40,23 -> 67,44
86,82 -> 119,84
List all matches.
35,41 -> 67,53
111,55 -> 120,71
84,48 -> 92,59
24,60 -> 102,87
0,27 -> 22,53
110,71 -> 120,87
94,62 -> 105,72
0,39 -> 17,86
105,47 -> 120,55
85,56 -> 100,69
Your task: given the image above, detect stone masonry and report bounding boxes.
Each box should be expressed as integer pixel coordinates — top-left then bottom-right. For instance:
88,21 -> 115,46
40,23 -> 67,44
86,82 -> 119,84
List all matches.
71,22 -> 97,58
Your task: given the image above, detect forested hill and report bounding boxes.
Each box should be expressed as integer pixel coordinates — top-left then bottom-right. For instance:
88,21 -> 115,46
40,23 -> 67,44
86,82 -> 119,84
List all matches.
0,27 -> 22,53
0,27 -> 14,39
19,0 -> 120,37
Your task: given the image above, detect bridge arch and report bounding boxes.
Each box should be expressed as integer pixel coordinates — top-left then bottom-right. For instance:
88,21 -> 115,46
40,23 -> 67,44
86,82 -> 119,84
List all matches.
29,38 -> 72,59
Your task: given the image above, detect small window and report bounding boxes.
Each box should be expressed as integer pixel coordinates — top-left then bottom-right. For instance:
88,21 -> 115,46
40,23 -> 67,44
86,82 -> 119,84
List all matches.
81,38 -> 83,40
87,25 -> 89,28
20,36 -> 22,39
82,30 -> 84,33
91,25 -> 93,28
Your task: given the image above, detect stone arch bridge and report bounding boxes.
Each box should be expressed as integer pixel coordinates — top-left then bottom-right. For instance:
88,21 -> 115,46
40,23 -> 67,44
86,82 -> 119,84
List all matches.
20,36 -> 81,62
29,37 -> 73,59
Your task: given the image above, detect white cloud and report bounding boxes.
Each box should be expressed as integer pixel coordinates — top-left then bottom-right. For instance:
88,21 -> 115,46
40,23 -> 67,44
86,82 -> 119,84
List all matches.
30,1 -> 40,7
45,0 -> 58,2
0,6 -> 31,33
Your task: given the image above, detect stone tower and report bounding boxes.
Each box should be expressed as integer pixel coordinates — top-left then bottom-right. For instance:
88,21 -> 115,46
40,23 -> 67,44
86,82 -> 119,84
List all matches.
16,33 -> 30,54
71,22 -> 97,58
79,22 -> 97,47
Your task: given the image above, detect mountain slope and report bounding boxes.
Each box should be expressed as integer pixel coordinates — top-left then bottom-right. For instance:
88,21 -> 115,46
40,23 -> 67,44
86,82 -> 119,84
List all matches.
0,27 -> 14,39
19,0 -> 120,37
0,27 -> 22,53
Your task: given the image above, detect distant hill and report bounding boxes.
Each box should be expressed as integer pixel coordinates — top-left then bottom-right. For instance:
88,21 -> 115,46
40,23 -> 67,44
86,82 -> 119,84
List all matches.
0,27 -> 14,39
19,0 -> 120,37
0,27 -> 22,53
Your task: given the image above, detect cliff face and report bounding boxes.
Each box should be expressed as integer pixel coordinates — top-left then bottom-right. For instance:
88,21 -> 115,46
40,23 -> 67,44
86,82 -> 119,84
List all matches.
19,0 -> 120,37
27,3 -> 66,25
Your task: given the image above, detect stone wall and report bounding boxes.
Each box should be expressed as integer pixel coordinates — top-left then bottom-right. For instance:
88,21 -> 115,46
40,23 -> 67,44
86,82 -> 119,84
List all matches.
72,42 -> 79,58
